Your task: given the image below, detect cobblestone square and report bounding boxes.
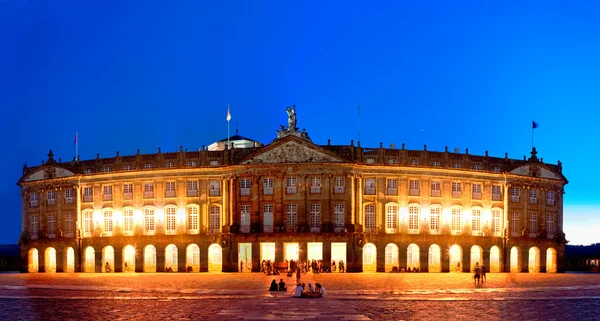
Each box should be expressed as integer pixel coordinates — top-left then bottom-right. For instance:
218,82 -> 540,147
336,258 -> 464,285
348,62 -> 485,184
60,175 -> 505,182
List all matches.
0,272 -> 599,320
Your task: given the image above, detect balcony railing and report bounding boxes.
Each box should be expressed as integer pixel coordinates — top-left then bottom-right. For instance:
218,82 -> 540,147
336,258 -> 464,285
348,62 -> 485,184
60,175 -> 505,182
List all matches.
452,191 -> 462,198
511,195 -> 520,202
365,187 -> 375,195
334,227 -> 344,233
144,192 -> 154,199
364,227 -> 376,233
123,193 -> 132,200
65,197 -> 73,204
240,188 -> 250,196
310,226 -> 321,232
29,201 -> 38,208
208,227 -> 220,234
209,189 -> 220,197
263,187 -> 273,195
103,194 -> 113,201
286,226 -> 297,233
240,225 -> 250,233
334,186 -> 344,194
47,199 -> 55,206
409,189 -> 419,196
547,199 -> 555,206
187,190 -> 198,197
165,190 -> 176,198
529,197 -> 538,204
431,190 -> 441,197
472,192 -> 482,200
263,225 -> 273,233
83,195 -> 93,202
310,186 -> 321,194
387,188 -> 397,195
492,194 -> 501,201
286,186 -> 297,194
386,228 -> 398,234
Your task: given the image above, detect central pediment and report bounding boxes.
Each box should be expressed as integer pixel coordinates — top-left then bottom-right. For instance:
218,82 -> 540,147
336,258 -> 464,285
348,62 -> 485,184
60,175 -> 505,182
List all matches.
240,136 -> 346,164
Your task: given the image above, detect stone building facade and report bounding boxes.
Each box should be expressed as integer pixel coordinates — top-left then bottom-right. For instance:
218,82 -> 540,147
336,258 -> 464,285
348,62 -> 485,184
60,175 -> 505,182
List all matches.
18,111 -> 568,273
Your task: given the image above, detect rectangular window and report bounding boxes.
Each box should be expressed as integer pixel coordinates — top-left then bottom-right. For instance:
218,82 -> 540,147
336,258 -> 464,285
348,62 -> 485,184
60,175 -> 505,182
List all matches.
493,166 -> 501,172
123,164 -> 133,171
165,181 -> 176,197
411,159 -> 419,166
209,180 -> 220,196
472,183 -> 482,200
165,207 -> 176,232
452,182 -> 462,198
386,205 -> 398,233
528,213 -> 537,236
240,205 -> 250,233
84,211 -> 93,234
144,183 -> 154,198
187,180 -> 198,197
47,213 -> 56,238
83,187 -> 93,202
510,212 -> 519,235
389,159 -> 398,165
492,185 -> 502,201
104,210 -> 113,233
103,167 -> 112,173
431,181 -> 441,197
47,190 -> 55,206
144,164 -> 152,169
209,206 -> 220,233
65,213 -> 74,237
240,178 -> 251,196
334,176 -> 345,193
408,206 -> 419,231
310,177 -> 321,193
123,184 -> 133,200
430,207 -> 440,231
65,189 -> 74,204
451,208 -> 462,232
366,158 -> 375,164
365,205 -> 376,233
334,204 -> 345,232
210,160 -> 219,166
547,191 -> 556,206
165,162 -> 174,168
103,185 -> 113,201
84,168 -> 92,174
473,164 -> 482,170
453,162 -> 461,168
263,205 -> 274,233
263,178 -> 274,195
187,161 -> 197,167
123,209 -> 133,233
511,187 -> 520,202
472,209 -> 481,233
409,179 -> 419,196
286,204 -> 297,231
286,177 -> 297,194
30,192 -> 39,208
310,204 -> 321,232
529,189 -> 538,204
547,214 -> 555,238
30,215 -> 39,238
144,208 -> 155,232
432,161 -> 441,167
492,210 -> 501,234
187,207 -> 198,231
365,178 -> 376,195
387,178 -> 398,195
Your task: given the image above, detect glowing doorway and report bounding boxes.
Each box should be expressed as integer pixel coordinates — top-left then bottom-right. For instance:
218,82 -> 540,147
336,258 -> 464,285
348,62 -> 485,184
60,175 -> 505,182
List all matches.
307,242 -> 323,262
186,244 -> 200,272
208,243 -> 222,272
510,247 -> 520,272
407,244 -> 420,270
384,243 -> 399,272
546,248 -> 557,273
65,247 -> 75,273
470,246 -> 483,271
44,247 -> 56,273
102,246 -> 114,273
331,242 -> 346,272
238,243 -> 252,272
84,246 -> 95,272
28,248 -> 39,273
122,245 -> 135,272
165,244 -> 178,272
490,246 -> 501,272
449,244 -> 462,272
284,243 -> 299,262
260,242 -> 275,262
528,247 -> 540,272
363,243 -> 377,272
144,245 -> 157,272
428,244 -> 441,272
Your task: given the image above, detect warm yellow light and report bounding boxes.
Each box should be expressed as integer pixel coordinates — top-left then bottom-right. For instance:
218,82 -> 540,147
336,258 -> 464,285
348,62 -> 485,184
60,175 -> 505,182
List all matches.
134,209 -> 143,224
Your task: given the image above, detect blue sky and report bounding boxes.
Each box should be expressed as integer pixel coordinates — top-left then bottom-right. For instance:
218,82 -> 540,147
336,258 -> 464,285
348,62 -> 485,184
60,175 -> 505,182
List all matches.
1,1 -> 599,244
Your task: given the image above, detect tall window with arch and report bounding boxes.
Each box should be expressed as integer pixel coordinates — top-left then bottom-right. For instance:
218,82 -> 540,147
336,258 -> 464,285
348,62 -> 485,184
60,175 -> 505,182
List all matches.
83,211 -> 93,235
103,210 -> 113,234
386,205 -> 398,233
144,208 -> 155,233
123,209 -> 133,234
209,206 -> 220,233
492,209 -> 502,236
165,207 -> 176,233
187,207 -> 198,232
408,206 -> 419,232
472,209 -> 481,234
364,205 -> 376,233
451,208 -> 462,233
430,207 -> 440,233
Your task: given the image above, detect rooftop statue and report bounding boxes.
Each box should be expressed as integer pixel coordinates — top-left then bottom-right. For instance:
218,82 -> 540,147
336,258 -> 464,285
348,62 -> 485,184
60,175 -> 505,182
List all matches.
275,105 -> 311,142
286,105 -> 297,132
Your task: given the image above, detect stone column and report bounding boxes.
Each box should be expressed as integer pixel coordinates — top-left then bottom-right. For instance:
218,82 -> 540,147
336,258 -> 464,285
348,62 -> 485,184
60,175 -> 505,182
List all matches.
350,175 -> 356,226
357,177 -> 363,226
252,241 -> 260,272
441,244 -> 450,272
399,244 -> 407,271
114,246 -> 123,273
419,245 -> 429,272
521,248 -> 528,273
200,243 -> 209,272
156,244 -> 165,272
323,241 -> 332,269
55,247 -> 64,273
177,244 -> 186,272
376,242 -> 385,272
38,249 -> 45,273
462,246 -> 470,272
95,248 -> 102,273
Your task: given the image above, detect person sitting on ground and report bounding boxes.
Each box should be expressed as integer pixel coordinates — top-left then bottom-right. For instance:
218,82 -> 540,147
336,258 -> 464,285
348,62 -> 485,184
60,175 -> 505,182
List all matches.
269,279 -> 279,291
278,278 -> 287,291
315,283 -> 325,298
105,262 -> 112,272
293,283 -> 303,297
307,282 -> 315,294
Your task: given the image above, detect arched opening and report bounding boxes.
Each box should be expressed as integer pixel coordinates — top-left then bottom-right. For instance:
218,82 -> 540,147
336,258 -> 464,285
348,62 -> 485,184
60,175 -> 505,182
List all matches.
102,246 -> 114,273
407,244 -> 420,270
65,247 -> 75,273
510,247 -> 520,273
238,243 -> 252,272
362,243 -> 377,272
546,248 -> 557,273
384,243 -> 399,272
428,244 -> 441,272
144,245 -> 157,272
490,246 -> 501,272
122,245 -> 135,272
470,245 -> 483,271
186,244 -> 200,272
449,244 -> 462,272
28,248 -> 39,273
528,247 -> 540,273
84,246 -> 95,272
44,247 -> 56,273
208,244 -> 222,272
165,244 -> 178,272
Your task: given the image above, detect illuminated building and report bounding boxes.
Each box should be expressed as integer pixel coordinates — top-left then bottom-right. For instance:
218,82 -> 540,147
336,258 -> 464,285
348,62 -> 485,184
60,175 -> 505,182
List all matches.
18,108 -> 568,273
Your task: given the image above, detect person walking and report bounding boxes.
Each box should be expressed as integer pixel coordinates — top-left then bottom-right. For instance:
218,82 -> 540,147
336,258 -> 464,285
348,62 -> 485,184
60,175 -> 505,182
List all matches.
296,266 -> 301,284
474,262 -> 482,285
481,263 -> 487,282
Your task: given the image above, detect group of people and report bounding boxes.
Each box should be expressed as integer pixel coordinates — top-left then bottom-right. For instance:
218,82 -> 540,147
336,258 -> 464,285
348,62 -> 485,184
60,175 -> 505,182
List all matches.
473,262 -> 487,285
390,266 -> 420,273
261,260 -> 281,275
292,282 -> 325,298
269,279 -> 288,291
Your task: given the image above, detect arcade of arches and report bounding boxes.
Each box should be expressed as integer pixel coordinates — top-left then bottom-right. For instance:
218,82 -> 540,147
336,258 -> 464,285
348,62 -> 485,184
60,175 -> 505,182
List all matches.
26,242 -> 559,273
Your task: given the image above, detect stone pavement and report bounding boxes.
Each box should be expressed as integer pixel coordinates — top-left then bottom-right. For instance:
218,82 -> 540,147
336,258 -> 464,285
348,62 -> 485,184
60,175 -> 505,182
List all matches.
0,272 -> 599,320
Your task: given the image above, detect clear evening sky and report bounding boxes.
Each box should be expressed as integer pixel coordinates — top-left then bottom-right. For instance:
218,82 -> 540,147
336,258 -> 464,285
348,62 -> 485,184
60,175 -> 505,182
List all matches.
1,1 -> 598,245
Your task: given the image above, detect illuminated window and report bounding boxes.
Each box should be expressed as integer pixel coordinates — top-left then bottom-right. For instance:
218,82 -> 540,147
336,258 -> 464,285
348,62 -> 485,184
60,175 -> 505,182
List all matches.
432,161 -> 441,167
409,179 -> 419,196
103,167 -> 112,173
47,213 -> 56,238
365,205 -> 376,233
166,207 -> 176,232
240,205 -> 250,233
472,209 -> 481,232
187,207 -> 198,230
30,215 -> 39,238
453,162 -> 461,168
334,177 -> 345,193
472,183 -> 482,199
123,209 -> 133,233
240,178 -> 251,196
123,164 -> 133,171
365,178 -> 376,195
209,180 -> 220,196
263,205 -> 273,232
263,178 -> 274,195
210,160 -> 219,166
47,190 -> 56,206
187,161 -> 197,167
29,192 -> 39,208
84,187 -> 93,202
144,183 -> 154,198
310,204 -> 321,232
510,187 -> 520,202
83,211 -> 93,234
286,204 -> 297,231
103,185 -> 113,201
452,182 -> 462,198
546,214 -> 555,237
473,164 -> 482,170
387,178 -> 397,195
286,177 -> 297,195
209,206 -> 220,233
187,180 -> 197,196
144,208 -> 155,232
492,185 -> 502,201
510,212 -> 519,235
451,208 -> 462,232
334,204 -> 345,232
430,207 -> 440,231
528,213 -> 537,235
144,164 -> 152,169
103,210 -> 113,233
386,205 -> 398,232
165,162 -> 174,168
529,189 -> 538,204
547,191 -> 556,206
65,189 -> 74,204
65,213 -> 74,237
492,210 -> 501,233
165,181 -> 176,197
123,183 -> 133,194
310,177 -> 321,193
431,181 -> 441,197
408,206 -> 419,231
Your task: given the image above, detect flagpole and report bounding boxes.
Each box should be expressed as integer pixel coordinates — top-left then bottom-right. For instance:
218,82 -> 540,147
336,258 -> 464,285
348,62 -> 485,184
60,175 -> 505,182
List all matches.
357,101 -> 361,143
227,105 -> 230,150
75,132 -> 78,160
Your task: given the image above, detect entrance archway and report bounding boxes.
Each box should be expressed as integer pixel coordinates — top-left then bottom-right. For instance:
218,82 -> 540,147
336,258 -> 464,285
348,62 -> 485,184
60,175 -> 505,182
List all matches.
363,243 -> 377,272
284,243 -> 299,262
165,244 -> 178,272
470,245 -> 483,271
307,242 -> 323,262
238,243 -> 252,272
28,248 -> 39,273
84,246 -> 95,272
331,242 -> 347,272
208,244 -> 222,272
490,246 -> 500,272
122,245 -> 135,272
546,248 -> 557,273
384,243 -> 399,272
449,244 -> 462,272
187,244 -> 201,272
407,244 -> 420,270
102,246 -> 114,273
44,247 -> 56,273
510,247 -> 520,272
65,247 -> 75,273
428,244 -> 441,272
529,247 -> 540,273
144,245 -> 157,272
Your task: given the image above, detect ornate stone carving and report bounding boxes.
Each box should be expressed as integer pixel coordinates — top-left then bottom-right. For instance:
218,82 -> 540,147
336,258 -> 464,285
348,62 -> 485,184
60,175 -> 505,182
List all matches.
243,141 -> 342,164
275,105 -> 311,142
